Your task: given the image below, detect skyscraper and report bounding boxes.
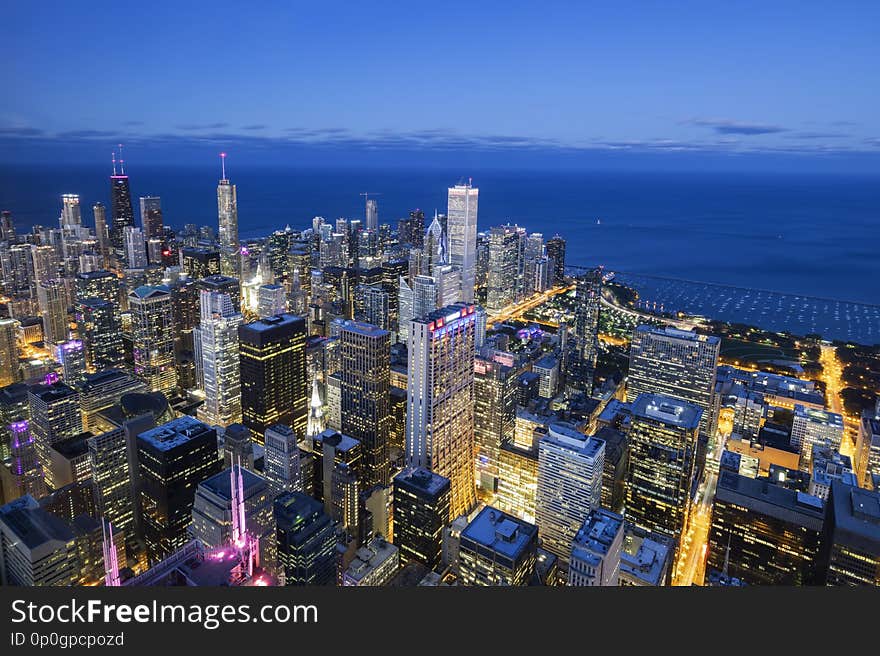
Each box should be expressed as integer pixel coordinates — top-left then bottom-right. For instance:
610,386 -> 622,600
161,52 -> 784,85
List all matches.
109,154 -> 135,269
473,356 -> 516,492
535,423 -> 605,573
486,224 -> 524,313
123,226 -> 148,269
239,313 -> 307,442
75,299 -> 125,372
625,393 -> 702,543
194,290 -> 243,427
136,416 -> 221,563
392,467 -> 450,570
626,325 -> 721,441
60,194 -> 81,227
446,182 -> 478,303
365,198 -> 378,232
459,505 -> 538,586
55,340 -> 86,388
217,153 -> 240,279
36,280 -> 68,346
6,420 -> 47,500
28,381 -> 82,491
823,480 -> 880,586
257,283 -> 287,318
91,203 -> 109,268
129,286 -> 178,397
263,424 -> 302,493
274,491 -> 337,586
707,471 -> 824,585
570,268 -> 602,392
545,235 -> 566,286
406,303 -> 477,519
339,321 -> 391,487
139,196 -> 163,239
0,318 -> 19,387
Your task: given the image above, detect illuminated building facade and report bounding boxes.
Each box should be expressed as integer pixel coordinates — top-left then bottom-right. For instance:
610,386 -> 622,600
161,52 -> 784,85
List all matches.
446,182 -> 478,303
263,424 -> 302,493
822,480 -> 880,586
707,470 -> 824,585
129,285 -> 178,397
194,290 -> 243,427
459,505 -> 538,586
568,508 -> 624,587
339,321 -> 391,487
535,424 -> 605,572
217,155 -> 239,279
626,325 -> 720,441
495,443 -> 538,524
239,313 -> 307,442
136,417 -> 221,563
406,303 -> 477,519
28,381 -> 82,491
274,491 -> 337,586
625,393 -> 702,542
392,467 -> 450,570
474,356 -> 516,492
791,404 -> 844,472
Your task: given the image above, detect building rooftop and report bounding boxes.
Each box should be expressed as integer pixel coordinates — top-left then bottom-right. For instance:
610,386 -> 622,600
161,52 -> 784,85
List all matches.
28,381 -> 78,403
545,423 -> 605,458
716,470 -> 825,523
51,432 -> 93,459
137,416 -> 214,452
240,312 -> 304,333
339,320 -> 390,338
344,537 -> 399,584
635,324 -> 720,345
315,428 -> 360,454
631,393 -> 703,430
533,354 -> 558,370
571,509 -> 624,564
460,506 -> 537,561
198,467 -> 266,501
393,466 -> 450,497
830,480 -> 880,540
620,528 -> 673,586
416,303 -> 476,327
129,284 -> 171,300
0,495 -> 74,550
794,404 -> 844,429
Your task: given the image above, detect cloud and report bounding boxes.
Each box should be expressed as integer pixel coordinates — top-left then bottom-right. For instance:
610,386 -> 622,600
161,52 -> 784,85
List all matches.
175,122 -> 230,130
123,120 -> 145,126
685,118 -> 787,135
56,129 -> 117,139
241,124 -> 267,130
786,132 -> 849,140
0,126 -> 44,136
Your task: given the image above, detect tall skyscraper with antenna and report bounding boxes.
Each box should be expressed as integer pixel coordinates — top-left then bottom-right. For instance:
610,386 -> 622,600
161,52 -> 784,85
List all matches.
109,146 -> 135,269
447,181 -> 478,303
217,153 -> 240,280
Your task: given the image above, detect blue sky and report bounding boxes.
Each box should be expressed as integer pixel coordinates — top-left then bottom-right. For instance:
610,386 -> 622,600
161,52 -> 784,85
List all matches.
3,1 -> 879,170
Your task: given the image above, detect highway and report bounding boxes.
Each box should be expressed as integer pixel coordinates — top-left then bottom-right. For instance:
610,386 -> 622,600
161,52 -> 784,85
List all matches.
485,284 -> 574,329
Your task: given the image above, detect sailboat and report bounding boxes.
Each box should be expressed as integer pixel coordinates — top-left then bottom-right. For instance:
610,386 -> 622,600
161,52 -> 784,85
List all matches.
596,217 -> 601,226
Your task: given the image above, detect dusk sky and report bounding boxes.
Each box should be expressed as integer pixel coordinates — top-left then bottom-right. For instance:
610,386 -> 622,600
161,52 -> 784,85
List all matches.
4,1 -> 879,170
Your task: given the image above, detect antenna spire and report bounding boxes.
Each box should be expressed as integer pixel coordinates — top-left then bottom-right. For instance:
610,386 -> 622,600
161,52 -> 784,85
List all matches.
118,144 -> 125,175
111,152 -> 117,176
220,152 -> 227,181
